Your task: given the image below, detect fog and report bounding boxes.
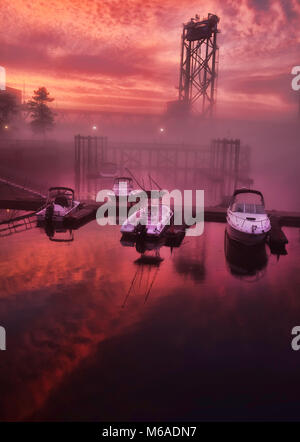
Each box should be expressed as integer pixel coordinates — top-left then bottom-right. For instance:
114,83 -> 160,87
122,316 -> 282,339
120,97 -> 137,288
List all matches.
0,114 -> 299,212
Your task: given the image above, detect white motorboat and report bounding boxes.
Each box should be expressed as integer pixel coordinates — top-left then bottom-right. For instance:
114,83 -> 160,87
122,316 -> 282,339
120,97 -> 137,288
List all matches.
226,189 -> 271,245
107,177 -> 144,200
113,177 -> 134,196
36,187 -> 80,222
121,204 -> 173,238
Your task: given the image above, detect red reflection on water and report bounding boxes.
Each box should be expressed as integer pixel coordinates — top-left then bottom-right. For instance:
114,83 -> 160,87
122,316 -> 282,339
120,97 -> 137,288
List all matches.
0,221 -> 299,420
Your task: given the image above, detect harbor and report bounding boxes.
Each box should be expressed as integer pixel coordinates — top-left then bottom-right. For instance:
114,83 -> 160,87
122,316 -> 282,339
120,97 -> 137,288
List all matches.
1,0 -> 300,427
1,141 -> 299,253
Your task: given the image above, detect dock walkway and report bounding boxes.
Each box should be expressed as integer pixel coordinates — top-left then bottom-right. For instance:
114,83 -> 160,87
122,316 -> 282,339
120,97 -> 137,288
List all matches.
1,185 -> 299,250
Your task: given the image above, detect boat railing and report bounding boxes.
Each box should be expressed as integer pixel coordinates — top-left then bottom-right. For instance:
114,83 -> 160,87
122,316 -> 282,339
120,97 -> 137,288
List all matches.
0,212 -> 36,238
228,211 -> 269,228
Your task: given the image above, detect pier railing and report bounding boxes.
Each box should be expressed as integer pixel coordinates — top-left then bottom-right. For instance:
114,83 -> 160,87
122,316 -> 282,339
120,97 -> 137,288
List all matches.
74,136 -> 252,201
0,212 -> 36,238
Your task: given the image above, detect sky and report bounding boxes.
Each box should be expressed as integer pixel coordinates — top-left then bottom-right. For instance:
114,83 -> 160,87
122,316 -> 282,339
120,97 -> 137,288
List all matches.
1,0 -> 300,118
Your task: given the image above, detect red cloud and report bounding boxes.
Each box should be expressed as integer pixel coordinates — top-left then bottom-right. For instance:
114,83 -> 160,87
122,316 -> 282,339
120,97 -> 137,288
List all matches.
1,0 -> 299,117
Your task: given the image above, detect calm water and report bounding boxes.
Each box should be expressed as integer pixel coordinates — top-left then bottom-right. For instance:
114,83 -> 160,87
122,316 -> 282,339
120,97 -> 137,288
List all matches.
0,220 -> 300,421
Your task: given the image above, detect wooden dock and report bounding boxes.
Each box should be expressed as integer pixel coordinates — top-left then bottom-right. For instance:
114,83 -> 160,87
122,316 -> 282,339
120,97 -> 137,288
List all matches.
65,203 -> 300,251
64,203 -> 99,228
0,199 -> 45,211
0,212 -> 37,238
267,210 -> 300,228
0,179 -> 45,211
203,207 -> 300,228
1,190 -> 299,252
267,214 -> 289,255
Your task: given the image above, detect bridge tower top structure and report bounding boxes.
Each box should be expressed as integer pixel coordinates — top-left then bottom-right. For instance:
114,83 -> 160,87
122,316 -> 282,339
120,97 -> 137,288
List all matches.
177,13 -> 220,118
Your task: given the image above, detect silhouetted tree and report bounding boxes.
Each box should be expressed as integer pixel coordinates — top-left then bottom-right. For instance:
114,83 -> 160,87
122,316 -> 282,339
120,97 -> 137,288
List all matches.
0,91 -> 19,133
27,87 -> 55,136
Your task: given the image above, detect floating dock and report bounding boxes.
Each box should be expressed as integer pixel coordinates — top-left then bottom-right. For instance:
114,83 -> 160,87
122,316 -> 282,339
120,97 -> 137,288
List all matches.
64,203 -> 99,229
267,214 -> 289,255
0,179 -> 45,211
0,199 -> 44,211
1,186 -> 299,253
65,203 -> 299,251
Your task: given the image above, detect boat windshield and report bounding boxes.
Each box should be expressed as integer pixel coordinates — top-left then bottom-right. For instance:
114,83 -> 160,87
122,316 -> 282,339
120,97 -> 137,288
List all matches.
231,193 -> 265,214
48,189 -> 73,208
232,203 -> 265,214
146,205 -> 169,222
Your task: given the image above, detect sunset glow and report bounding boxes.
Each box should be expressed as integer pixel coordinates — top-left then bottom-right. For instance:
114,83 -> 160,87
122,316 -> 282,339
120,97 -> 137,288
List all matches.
1,0 -> 299,117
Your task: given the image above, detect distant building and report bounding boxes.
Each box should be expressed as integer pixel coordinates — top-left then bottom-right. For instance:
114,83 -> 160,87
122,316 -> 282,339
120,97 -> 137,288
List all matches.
0,86 -> 22,133
0,66 -> 5,90
0,67 -> 22,103
2,86 -> 23,104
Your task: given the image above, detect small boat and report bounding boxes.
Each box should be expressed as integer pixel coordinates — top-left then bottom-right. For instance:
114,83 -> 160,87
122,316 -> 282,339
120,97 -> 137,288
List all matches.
121,204 -> 173,238
226,189 -> 271,245
36,187 -> 80,222
107,177 -> 144,201
113,177 -> 134,196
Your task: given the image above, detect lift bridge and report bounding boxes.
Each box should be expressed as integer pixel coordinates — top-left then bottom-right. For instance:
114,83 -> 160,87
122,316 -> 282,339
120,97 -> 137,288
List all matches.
74,135 -> 252,202
168,13 -> 220,118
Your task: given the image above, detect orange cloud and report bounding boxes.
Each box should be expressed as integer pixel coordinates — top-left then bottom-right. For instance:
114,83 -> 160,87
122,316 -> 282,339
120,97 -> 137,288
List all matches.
1,0 -> 299,117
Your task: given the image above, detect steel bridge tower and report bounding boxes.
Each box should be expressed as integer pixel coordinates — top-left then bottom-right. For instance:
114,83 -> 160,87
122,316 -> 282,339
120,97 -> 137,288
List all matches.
178,13 -> 220,118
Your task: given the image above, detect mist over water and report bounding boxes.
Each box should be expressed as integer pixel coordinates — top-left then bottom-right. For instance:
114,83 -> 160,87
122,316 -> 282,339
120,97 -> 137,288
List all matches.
0,113 -> 299,421
1,115 -> 299,211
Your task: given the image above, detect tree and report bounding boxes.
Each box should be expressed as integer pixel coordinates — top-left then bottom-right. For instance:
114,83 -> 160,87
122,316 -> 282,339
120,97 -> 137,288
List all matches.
0,91 -> 19,133
27,87 -> 55,135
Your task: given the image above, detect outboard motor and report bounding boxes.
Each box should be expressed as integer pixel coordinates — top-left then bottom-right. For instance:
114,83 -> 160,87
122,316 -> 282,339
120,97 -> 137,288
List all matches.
45,203 -> 54,222
45,222 -> 55,239
135,223 -> 147,238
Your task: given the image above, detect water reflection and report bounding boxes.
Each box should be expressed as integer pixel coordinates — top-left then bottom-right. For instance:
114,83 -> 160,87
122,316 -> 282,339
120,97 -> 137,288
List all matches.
224,230 -> 268,281
121,259 -> 161,307
0,221 -> 300,421
121,227 -> 186,262
120,230 -> 187,305
43,223 -> 74,243
173,235 -> 206,282
121,235 -> 164,264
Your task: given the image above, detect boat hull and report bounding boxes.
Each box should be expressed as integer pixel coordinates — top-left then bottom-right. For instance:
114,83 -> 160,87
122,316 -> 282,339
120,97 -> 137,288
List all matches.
224,231 -> 268,278
121,205 -> 173,239
226,224 -> 268,246
36,202 -> 80,223
120,224 -> 167,239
